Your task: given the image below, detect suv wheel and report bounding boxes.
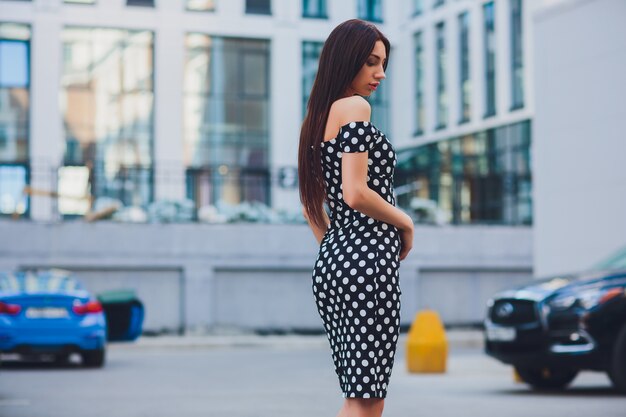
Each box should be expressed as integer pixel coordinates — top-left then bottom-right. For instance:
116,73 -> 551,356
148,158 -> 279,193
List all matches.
608,323 -> 626,394
81,348 -> 106,368
515,366 -> 578,390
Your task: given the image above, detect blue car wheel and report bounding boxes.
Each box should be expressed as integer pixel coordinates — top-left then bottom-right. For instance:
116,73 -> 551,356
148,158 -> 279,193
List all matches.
81,348 -> 105,368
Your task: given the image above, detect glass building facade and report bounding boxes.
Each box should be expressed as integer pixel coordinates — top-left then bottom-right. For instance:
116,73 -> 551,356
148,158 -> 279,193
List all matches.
395,120 -> 531,225
61,28 -> 154,215
184,35 -> 271,209
0,23 -> 30,217
0,0 -> 531,225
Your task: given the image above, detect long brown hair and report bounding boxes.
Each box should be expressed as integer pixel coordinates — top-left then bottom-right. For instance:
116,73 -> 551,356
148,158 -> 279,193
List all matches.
298,19 -> 390,229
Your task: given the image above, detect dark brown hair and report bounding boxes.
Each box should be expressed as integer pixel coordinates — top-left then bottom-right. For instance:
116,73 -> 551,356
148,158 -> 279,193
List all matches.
298,19 -> 390,229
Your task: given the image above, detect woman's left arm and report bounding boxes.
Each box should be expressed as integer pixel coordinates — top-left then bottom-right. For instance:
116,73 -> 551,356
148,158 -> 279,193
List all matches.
302,206 -> 330,245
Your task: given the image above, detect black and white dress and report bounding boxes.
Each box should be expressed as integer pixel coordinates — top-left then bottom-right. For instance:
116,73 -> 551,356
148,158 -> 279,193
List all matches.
312,121 -> 402,399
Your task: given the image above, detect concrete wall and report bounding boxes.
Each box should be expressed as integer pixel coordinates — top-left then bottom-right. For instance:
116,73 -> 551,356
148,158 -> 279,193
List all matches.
1,220 -> 532,332
532,0 -> 626,276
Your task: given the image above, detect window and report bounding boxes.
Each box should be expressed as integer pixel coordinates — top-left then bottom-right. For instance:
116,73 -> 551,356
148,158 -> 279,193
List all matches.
61,28 -> 155,216
368,63 -> 391,135
357,0 -> 382,23
186,0 -> 215,11
127,0 -> 154,7
413,32 -> 424,135
302,41 -> 323,119
184,35 -> 271,209
0,23 -> 30,217
302,0 -> 327,18
459,11 -> 471,123
510,0 -> 524,109
395,120 -> 532,225
64,0 -> 96,4
435,22 -> 447,129
412,0 -> 423,16
246,0 -> 271,15
484,1 -> 496,117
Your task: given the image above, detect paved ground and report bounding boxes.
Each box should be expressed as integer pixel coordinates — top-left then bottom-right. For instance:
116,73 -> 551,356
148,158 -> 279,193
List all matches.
0,332 -> 623,417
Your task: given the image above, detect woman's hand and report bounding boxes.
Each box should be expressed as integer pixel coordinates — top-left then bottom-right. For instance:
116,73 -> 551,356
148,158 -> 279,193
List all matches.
398,213 -> 414,261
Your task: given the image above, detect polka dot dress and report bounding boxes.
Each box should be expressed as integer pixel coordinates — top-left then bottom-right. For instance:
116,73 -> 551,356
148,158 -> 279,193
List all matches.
312,121 -> 402,399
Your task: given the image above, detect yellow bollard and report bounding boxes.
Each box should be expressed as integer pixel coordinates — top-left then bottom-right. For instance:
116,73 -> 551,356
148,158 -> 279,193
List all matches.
406,310 -> 447,373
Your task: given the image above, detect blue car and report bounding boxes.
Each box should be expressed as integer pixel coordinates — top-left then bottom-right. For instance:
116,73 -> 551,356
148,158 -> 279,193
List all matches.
0,269 -> 140,367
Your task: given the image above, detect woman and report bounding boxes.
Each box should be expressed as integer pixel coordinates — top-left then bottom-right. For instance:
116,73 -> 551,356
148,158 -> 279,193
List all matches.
298,19 -> 415,417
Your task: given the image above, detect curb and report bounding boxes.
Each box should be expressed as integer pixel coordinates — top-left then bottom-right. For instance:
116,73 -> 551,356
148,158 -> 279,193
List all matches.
109,329 -> 485,351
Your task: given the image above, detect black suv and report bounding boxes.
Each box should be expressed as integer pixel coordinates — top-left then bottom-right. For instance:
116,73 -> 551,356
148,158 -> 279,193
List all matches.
484,246 -> 626,393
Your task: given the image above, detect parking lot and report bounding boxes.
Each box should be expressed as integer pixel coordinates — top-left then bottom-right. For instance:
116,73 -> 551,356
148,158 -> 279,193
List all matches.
0,334 -> 623,417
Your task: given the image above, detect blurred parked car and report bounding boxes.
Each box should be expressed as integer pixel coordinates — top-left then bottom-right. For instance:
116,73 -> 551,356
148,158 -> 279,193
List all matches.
484,245 -> 626,393
0,269 -> 143,367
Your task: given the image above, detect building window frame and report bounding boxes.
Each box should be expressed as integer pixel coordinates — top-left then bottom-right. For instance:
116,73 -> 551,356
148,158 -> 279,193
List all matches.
185,0 -> 215,12
184,34 -> 272,210
413,31 -> 424,136
64,0 -> 97,5
60,27 -> 156,218
357,0 -> 383,23
246,0 -> 272,15
126,0 -> 155,7
458,11 -> 471,124
302,0 -> 327,19
412,0 -> 423,17
302,40 -> 323,119
510,0 -> 524,110
483,1 -> 496,118
435,21 -> 447,130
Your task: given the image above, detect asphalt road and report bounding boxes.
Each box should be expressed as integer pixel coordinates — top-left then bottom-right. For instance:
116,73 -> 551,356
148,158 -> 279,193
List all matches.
0,338 -> 623,417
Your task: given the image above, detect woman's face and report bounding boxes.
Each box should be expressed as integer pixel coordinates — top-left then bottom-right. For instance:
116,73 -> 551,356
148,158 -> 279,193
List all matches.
346,40 -> 387,97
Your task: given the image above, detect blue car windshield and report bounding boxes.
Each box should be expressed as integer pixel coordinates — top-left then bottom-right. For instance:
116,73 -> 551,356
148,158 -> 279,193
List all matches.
591,245 -> 626,271
0,271 -> 84,293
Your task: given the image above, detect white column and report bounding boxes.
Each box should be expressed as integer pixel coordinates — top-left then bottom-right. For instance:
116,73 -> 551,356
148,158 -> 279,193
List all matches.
153,1 -> 186,201
269,1 -> 301,213
29,0 -> 63,221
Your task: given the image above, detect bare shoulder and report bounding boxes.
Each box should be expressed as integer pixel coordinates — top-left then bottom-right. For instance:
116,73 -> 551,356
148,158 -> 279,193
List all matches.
330,96 -> 371,124
323,96 -> 371,140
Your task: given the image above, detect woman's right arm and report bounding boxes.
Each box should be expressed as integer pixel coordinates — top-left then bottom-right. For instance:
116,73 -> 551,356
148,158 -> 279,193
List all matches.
334,97 -> 414,260
343,179 -> 414,261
